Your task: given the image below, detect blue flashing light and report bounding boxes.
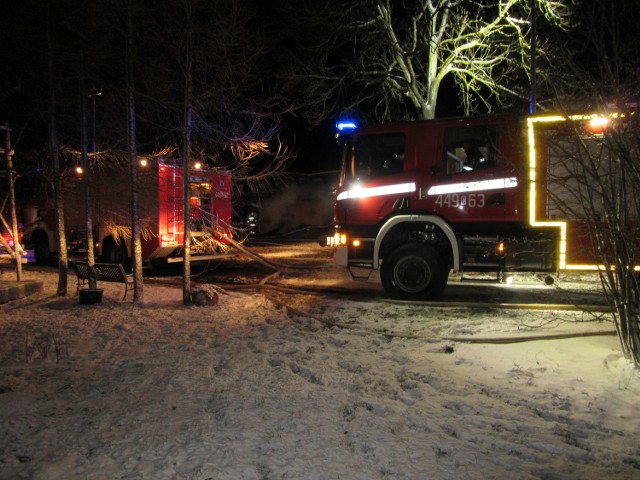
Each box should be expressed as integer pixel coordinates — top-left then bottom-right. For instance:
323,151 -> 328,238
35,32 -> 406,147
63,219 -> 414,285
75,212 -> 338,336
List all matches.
336,120 -> 358,132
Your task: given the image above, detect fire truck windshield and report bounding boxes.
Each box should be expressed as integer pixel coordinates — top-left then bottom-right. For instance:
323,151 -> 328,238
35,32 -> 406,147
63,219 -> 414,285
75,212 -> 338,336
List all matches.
352,134 -> 405,180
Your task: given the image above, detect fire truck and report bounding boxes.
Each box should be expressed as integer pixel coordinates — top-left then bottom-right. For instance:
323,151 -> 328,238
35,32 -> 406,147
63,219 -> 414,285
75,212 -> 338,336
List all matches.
23,160 -> 232,268
327,113 -> 615,299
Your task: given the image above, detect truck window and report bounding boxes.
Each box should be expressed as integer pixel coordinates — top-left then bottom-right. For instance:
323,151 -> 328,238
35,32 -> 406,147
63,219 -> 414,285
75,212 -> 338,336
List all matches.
352,134 -> 405,180
443,126 -> 498,174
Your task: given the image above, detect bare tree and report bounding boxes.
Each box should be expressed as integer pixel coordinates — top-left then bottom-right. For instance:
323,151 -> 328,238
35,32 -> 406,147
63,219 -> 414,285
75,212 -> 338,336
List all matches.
277,0 -> 574,122
1,124 -> 22,280
549,0 -> 640,366
181,0 -> 194,305
47,0 -> 69,296
138,0 -> 294,232
545,111 -> 640,367
79,49 -> 97,289
126,2 -> 144,304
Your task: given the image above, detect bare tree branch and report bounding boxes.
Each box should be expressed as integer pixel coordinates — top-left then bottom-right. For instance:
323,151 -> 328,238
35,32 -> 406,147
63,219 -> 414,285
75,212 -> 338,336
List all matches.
278,0 -> 576,122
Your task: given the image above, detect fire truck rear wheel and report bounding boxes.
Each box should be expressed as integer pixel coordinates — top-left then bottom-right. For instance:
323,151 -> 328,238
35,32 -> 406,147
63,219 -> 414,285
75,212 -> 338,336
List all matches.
32,231 -> 51,266
102,237 -> 129,269
380,243 -> 448,300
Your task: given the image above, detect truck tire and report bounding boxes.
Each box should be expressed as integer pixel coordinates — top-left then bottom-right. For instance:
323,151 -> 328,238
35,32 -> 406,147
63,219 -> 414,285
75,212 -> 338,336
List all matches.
380,243 -> 448,300
101,237 -> 129,268
32,231 -> 51,266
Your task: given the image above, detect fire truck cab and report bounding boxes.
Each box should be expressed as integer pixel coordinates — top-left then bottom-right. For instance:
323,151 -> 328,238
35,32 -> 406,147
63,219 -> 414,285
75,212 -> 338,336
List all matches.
328,113 -> 605,299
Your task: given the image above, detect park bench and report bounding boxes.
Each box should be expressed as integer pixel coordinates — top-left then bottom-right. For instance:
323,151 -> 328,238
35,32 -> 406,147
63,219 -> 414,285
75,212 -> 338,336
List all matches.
71,261 -> 134,301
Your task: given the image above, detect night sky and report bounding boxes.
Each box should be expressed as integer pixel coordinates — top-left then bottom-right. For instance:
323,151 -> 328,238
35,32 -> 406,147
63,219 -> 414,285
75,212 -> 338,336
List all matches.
2,0 -> 638,204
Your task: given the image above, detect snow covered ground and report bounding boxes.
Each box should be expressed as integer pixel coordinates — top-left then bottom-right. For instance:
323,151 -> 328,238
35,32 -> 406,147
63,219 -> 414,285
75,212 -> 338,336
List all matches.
1,243 -> 639,480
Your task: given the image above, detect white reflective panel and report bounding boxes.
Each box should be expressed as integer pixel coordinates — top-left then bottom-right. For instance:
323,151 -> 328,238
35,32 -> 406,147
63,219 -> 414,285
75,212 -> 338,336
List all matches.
337,182 -> 416,201
426,177 -> 518,196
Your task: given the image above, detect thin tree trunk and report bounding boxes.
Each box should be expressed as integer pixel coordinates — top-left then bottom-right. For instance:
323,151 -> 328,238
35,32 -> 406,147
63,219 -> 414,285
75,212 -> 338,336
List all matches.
182,0 -> 194,305
3,125 -> 22,280
47,0 -> 68,296
80,48 -> 97,289
127,3 -> 144,303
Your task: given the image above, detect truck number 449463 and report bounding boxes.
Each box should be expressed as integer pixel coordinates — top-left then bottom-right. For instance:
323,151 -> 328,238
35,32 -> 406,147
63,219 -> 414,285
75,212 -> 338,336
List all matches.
434,193 -> 485,208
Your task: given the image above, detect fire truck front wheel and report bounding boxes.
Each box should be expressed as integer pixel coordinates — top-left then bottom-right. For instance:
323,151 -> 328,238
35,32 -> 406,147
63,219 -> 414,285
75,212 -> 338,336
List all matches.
380,244 -> 448,300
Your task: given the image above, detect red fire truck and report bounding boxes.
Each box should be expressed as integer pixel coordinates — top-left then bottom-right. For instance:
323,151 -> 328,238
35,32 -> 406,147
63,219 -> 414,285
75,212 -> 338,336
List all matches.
23,160 -> 232,268
327,113 -> 615,299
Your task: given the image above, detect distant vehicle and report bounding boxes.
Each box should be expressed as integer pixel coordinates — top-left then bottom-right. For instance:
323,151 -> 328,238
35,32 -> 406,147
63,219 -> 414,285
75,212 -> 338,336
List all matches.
327,113 -> 620,299
0,226 -> 22,252
23,159 -> 232,268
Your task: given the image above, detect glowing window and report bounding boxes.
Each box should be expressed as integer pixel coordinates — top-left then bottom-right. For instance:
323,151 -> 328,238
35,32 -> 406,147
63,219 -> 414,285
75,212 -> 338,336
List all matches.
443,126 -> 498,174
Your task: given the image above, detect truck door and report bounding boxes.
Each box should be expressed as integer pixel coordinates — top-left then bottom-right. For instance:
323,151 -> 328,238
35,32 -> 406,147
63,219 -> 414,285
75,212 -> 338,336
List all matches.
425,124 -> 516,226
188,181 -> 211,231
337,132 -> 410,226
158,164 -> 182,246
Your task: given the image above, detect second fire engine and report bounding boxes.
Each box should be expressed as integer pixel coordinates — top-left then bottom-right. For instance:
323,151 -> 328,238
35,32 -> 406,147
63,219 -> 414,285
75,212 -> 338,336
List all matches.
23,159 -> 232,268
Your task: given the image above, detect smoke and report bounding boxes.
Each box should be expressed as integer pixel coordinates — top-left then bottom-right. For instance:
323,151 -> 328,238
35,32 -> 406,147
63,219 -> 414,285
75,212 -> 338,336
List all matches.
257,178 -> 334,234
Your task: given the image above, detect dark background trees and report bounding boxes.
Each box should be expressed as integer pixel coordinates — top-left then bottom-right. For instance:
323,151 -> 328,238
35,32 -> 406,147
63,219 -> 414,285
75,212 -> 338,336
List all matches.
2,0 -> 297,300
1,0 -> 294,212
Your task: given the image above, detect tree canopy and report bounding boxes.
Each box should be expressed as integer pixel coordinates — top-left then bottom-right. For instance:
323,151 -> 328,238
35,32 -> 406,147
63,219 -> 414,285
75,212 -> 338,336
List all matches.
274,0 -> 576,123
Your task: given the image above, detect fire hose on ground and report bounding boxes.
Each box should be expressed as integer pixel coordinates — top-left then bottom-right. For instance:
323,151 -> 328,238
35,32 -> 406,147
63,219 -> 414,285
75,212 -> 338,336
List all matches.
215,234 -> 618,345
